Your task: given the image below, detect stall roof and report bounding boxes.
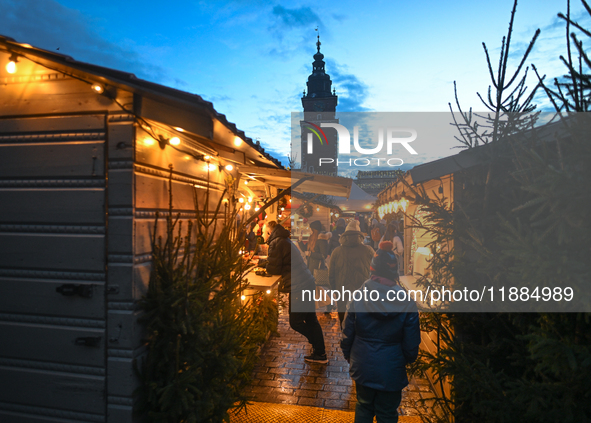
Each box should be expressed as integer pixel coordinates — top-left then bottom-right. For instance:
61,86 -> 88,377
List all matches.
238,166 -> 353,198
330,182 -> 377,212
0,34 -> 283,169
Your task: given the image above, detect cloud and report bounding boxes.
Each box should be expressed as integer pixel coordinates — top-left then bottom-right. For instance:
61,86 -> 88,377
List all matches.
271,5 -> 322,30
267,5 -> 324,57
326,59 -> 370,112
0,0 -> 168,82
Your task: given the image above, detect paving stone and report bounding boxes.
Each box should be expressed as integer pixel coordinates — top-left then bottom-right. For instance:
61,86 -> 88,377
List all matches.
297,397 -> 325,407
317,391 -> 341,400
295,389 -> 318,398
324,399 -> 349,409
324,385 -> 347,393
259,380 -> 282,388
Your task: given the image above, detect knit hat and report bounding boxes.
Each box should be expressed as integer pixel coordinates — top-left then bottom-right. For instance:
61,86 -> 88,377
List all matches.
336,218 -> 346,228
310,220 -> 323,232
345,219 -> 361,232
370,241 -> 399,281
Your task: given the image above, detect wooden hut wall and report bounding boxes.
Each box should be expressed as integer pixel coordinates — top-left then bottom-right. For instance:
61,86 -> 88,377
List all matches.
0,49 -> 231,422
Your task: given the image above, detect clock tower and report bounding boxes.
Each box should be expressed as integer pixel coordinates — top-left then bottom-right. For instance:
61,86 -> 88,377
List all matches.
300,35 -> 339,176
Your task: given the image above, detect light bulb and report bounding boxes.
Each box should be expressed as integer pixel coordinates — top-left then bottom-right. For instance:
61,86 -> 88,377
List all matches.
91,84 -> 104,94
233,136 -> 242,147
225,164 -> 234,171
143,137 -> 155,146
244,180 -> 249,185
266,289 -> 271,294
241,295 -> 246,301
6,61 -> 17,74
169,137 -> 181,146
248,197 -> 253,203
206,163 -> 217,171
204,155 -> 211,160
238,198 -> 244,203
255,207 -> 260,211
245,204 -> 251,210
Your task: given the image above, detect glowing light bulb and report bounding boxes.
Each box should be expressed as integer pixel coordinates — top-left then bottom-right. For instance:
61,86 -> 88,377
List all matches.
238,198 -> 244,203
266,289 -> 271,294
316,207 -> 320,212
143,137 -> 155,146
174,127 -> 184,132
244,180 -> 249,185
255,207 -> 260,211
245,204 -> 251,210
248,197 -> 253,203
233,136 -> 242,147
225,164 -> 234,171
6,60 -> 17,74
204,155 -> 211,161
169,137 -> 181,146
241,295 -> 246,301
91,83 -> 104,94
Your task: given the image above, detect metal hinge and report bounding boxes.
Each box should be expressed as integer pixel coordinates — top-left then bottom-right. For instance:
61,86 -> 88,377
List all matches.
74,336 -> 101,347
56,284 -> 93,298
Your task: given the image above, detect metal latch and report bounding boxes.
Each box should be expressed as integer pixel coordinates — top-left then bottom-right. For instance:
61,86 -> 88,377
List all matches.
56,284 -> 93,298
75,336 -> 101,347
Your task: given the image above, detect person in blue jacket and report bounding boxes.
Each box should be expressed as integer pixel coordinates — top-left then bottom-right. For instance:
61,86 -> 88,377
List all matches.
341,241 -> 421,422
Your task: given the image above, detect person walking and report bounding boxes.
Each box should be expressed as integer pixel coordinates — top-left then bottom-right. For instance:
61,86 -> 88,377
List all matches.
341,241 -> 421,423
266,221 -> 328,364
328,220 -> 374,325
380,222 -> 404,275
328,218 -> 347,255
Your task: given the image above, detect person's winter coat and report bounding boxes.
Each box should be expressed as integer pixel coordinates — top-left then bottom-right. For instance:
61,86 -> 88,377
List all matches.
328,230 -> 374,292
308,232 -> 331,271
341,277 -> 421,391
266,224 -> 315,293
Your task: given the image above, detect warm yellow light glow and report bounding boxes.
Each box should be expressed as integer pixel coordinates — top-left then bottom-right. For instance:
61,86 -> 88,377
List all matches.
207,163 -> 217,171
91,83 -> 104,93
225,164 -> 234,171
169,137 -> 181,146
335,213 -> 339,218
289,199 -> 291,202
266,289 -> 271,294
222,198 -> 229,203
244,180 -> 249,185
255,207 -> 260,211
241,295 -> 246,301
143,137 -> 155,146
316,207 -> 320,212
204,155 -> 211,161
330,212 -> 334,216
245,204 -> 251,210
174,127 -> 185,132
6,61 -> 17,74
248,197 -> 253,203
238,198 -> 244,203
400,197 -> 409,212
281,207 -> 285,211
233,136 -> 242,147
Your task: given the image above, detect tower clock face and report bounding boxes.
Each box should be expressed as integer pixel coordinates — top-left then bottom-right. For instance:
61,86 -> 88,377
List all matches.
313,101 -> 325,112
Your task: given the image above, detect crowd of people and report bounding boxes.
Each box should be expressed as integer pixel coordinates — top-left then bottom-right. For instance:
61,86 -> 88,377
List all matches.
258,213 -> 420,423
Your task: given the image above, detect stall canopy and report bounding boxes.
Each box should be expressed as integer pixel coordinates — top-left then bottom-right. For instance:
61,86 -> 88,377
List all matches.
330,181 -> 376,212
238,166 -> 353,198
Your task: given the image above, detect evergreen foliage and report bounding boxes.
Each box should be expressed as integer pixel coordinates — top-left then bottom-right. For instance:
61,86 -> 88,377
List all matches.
407,1 -> 591,422
136,170 -> 278,423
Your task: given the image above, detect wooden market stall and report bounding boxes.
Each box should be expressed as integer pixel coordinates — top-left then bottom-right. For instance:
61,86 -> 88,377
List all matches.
0,34 -> 285,423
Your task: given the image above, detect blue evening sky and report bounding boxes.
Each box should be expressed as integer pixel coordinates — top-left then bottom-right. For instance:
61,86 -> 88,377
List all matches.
2,0 -> 589,170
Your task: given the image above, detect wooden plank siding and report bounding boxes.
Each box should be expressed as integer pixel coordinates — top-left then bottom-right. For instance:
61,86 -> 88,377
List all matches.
0,109 -> 109,422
